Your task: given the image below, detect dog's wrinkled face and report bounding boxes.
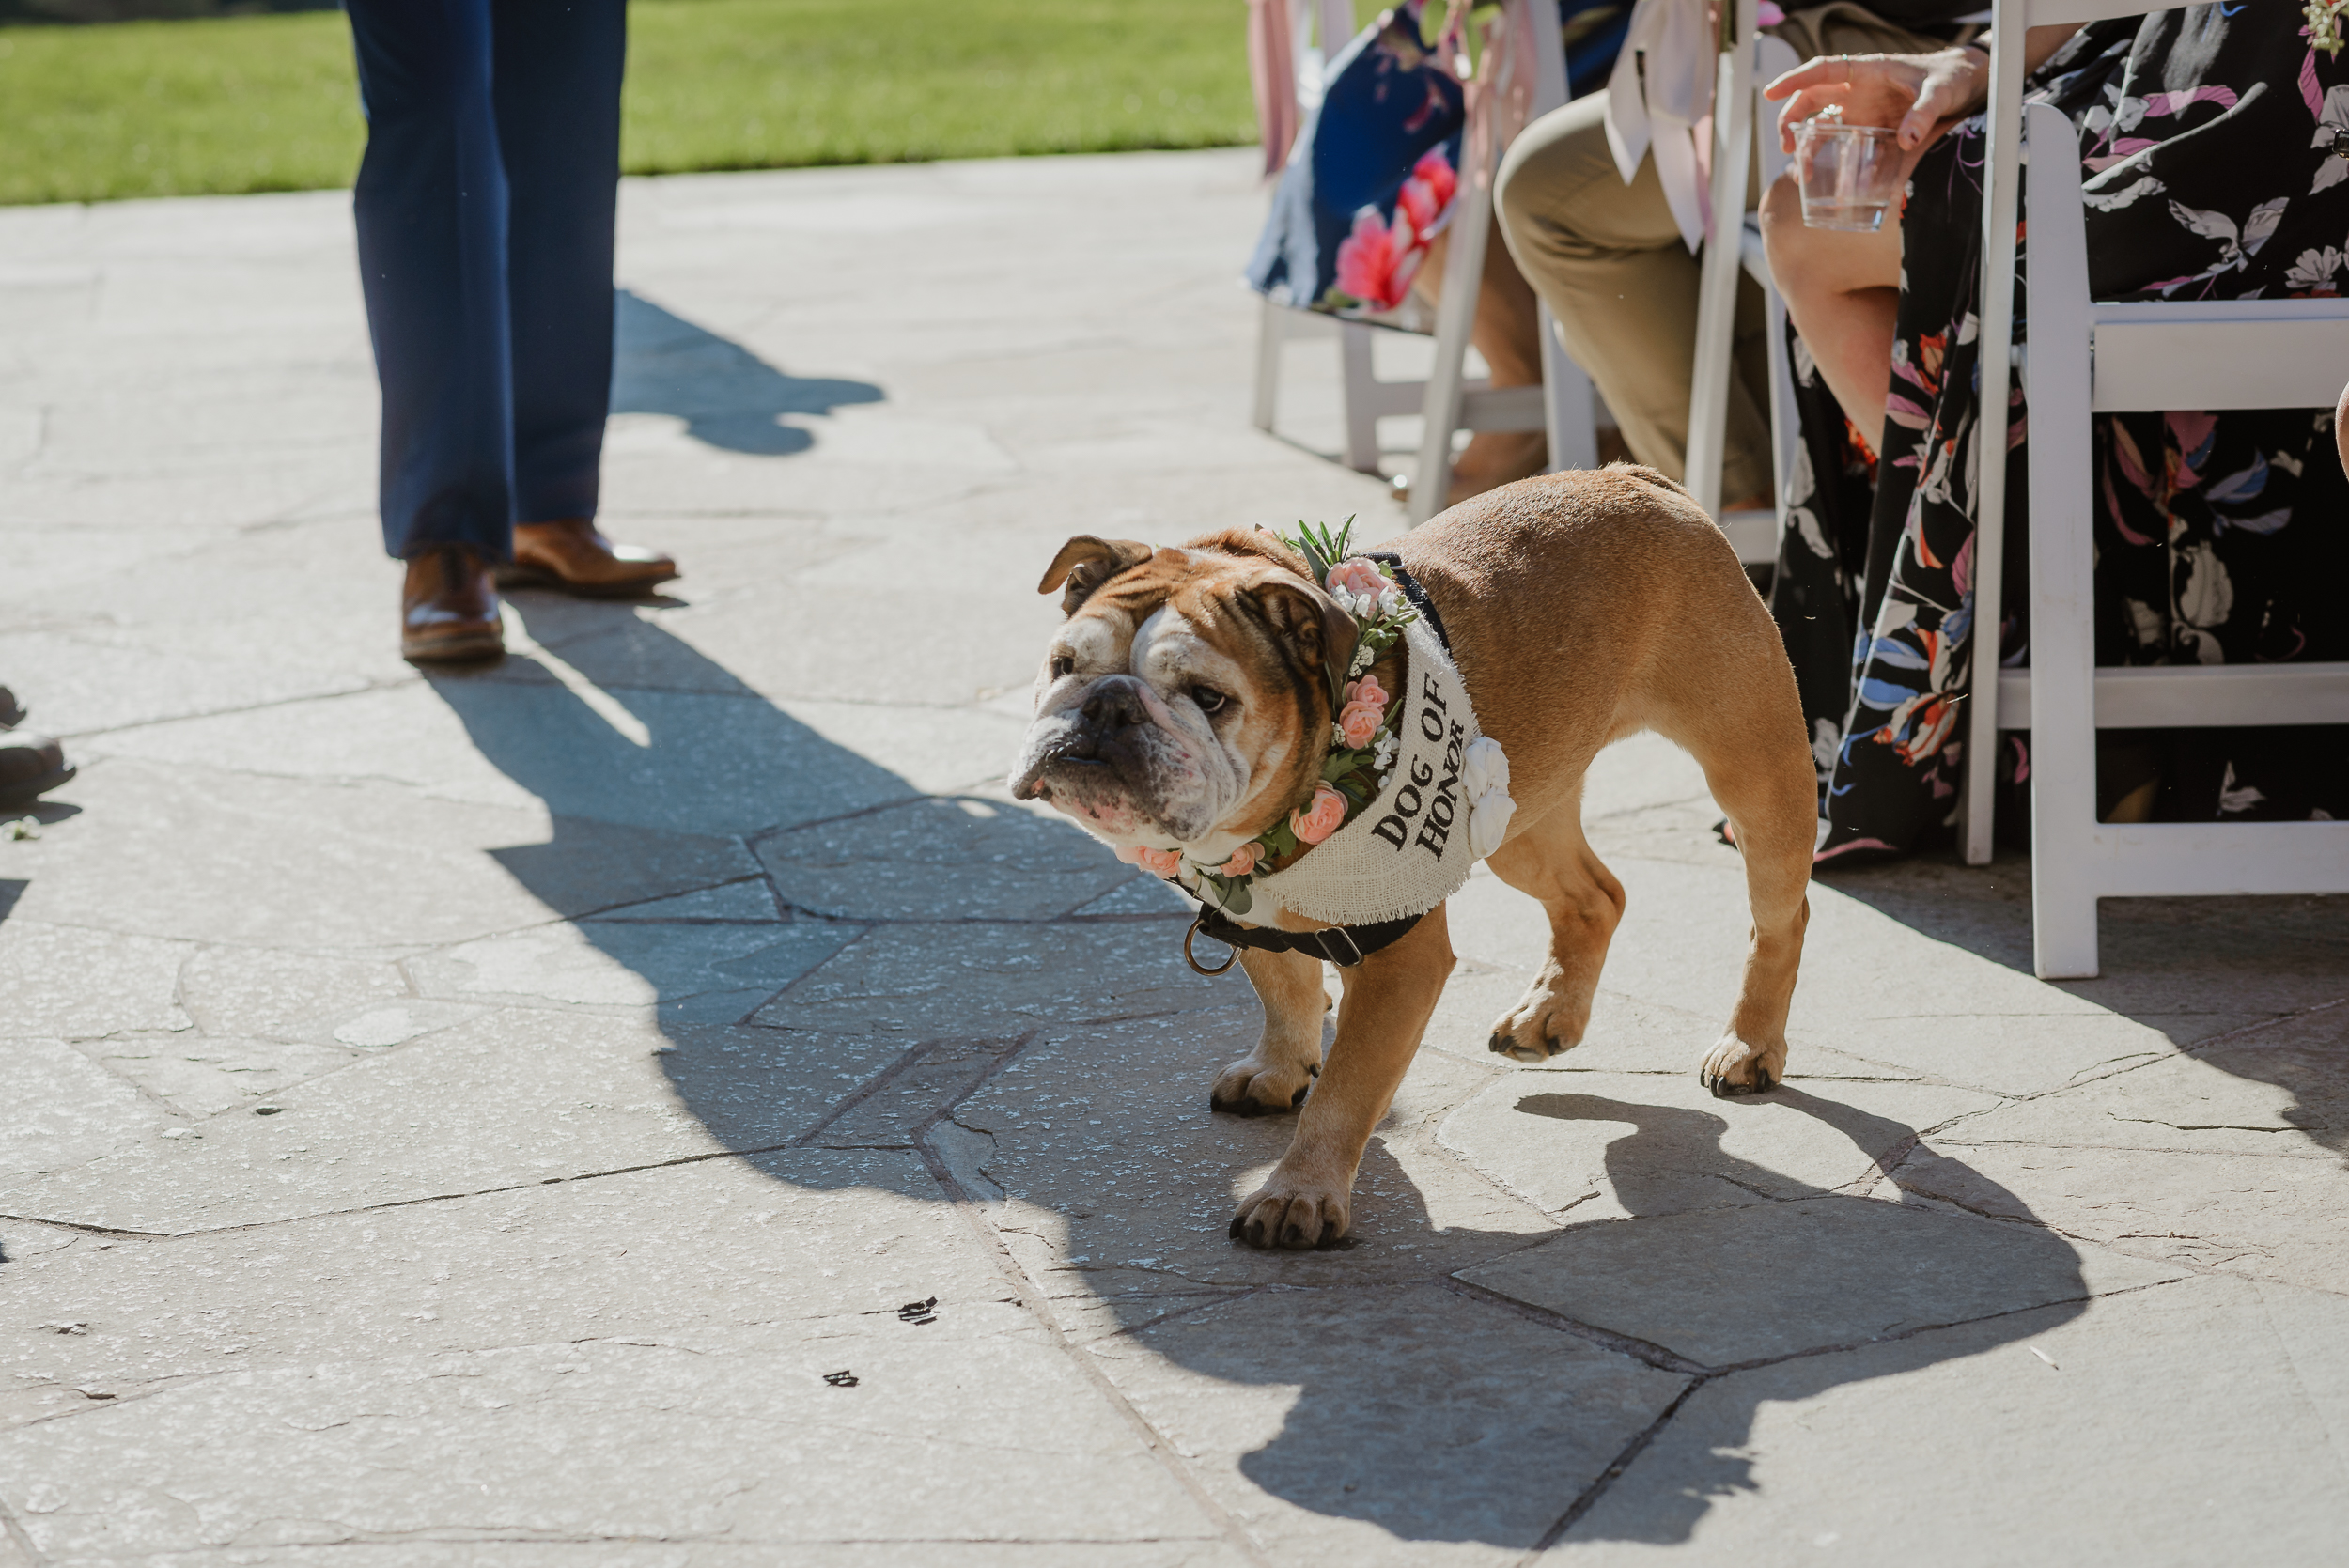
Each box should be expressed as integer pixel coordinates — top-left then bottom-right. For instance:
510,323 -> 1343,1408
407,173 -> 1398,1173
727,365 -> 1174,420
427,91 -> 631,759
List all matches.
1009,530 -> 1357,862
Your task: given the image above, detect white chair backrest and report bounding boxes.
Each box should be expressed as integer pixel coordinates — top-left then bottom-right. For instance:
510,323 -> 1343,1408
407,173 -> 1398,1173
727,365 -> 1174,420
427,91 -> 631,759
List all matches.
1959,0 -> 2197,859
1967,9 -> 2349,974
2017,0 -> 2159,23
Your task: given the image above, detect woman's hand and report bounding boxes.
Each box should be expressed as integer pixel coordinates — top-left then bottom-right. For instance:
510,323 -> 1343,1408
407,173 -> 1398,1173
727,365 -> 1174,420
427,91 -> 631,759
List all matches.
1762,47 -> 1986,154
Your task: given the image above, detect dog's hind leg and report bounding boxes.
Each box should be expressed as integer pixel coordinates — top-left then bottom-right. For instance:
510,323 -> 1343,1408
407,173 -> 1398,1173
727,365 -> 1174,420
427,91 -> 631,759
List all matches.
1210,945 -> 1329,1115
1483,783 -> 1626,1063
1656,632 -> 1816,1095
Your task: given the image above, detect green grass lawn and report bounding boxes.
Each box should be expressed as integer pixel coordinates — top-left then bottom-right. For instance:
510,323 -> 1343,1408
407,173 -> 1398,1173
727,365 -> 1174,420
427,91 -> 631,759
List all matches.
0,0 -> 1265,206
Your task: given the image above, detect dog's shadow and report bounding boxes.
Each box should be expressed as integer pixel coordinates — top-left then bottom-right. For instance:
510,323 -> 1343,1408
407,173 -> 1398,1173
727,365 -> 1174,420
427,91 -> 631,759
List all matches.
1188,1084 -> 2089,1546
431,602 -> 2092,1551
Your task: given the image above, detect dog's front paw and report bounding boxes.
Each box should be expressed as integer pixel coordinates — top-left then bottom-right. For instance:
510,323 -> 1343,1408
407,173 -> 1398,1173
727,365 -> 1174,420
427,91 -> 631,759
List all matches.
1699,1032 -> 1786,1096
1209,1056 -> 1316,1117
1229,1170 -> 1352,1250
1486,971 -> 1588,1063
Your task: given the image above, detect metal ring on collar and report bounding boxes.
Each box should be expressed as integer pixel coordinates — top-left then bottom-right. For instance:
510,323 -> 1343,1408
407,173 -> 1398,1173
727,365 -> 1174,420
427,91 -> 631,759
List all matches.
1182,913 -> 1237,976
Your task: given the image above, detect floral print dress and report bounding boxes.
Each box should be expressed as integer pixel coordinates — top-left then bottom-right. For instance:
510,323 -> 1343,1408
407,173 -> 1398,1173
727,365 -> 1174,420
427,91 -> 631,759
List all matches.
1773,5 -> 2349,863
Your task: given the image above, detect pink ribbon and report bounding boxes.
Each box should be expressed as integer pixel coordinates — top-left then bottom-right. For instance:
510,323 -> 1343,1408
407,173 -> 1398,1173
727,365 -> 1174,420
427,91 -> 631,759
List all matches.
1248,0 -> 1301,179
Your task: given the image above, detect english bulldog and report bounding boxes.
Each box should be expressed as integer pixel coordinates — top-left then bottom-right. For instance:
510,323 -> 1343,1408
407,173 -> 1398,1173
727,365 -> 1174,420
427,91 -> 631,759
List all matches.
1009,468 -> 1815,1250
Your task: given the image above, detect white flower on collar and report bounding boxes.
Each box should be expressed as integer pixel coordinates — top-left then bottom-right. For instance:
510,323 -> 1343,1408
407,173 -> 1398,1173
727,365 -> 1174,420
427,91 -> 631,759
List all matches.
1463,737 -> 1516,859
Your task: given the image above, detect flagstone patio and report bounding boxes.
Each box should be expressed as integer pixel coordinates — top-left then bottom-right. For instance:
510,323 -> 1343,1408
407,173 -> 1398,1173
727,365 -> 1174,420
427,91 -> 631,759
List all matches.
0,147 -> 2343,1566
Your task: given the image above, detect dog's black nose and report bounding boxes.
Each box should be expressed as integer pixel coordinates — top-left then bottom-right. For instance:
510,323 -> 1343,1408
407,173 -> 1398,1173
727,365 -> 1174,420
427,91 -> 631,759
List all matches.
1080,677 -> 1146,737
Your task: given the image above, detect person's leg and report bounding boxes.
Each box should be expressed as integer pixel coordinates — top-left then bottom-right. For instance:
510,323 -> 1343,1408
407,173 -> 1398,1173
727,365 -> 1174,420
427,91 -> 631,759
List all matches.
491,0 -> 625,528
347,0 -> 511,564
1495,95 -> 1775,504
489,0 -> 677,597
1756,164 -> 1911,453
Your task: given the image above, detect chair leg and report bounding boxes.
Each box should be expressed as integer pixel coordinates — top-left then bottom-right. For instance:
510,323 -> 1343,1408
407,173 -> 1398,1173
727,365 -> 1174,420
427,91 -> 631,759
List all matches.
1339,322 -> 1380,473
1685,45 -> 1752,520
2021,98 -> 2103,979
2030,871 -> 2101,980
1539,303 -> 1599,473
1410,173 -> 1492,523
1252,295 -> 1284,433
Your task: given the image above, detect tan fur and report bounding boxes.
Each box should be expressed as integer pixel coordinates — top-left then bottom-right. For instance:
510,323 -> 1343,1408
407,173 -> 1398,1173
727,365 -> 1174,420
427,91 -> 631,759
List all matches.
1017,466 -> 1815,1250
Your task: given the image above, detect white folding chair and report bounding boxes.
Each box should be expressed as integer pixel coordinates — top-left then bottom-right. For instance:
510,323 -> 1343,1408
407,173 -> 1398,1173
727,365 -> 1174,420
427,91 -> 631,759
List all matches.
1254,0 -> 1606,498
1961,0 -> 2349,977
1252,0 -> 1404,473
1684,0 -> 1800,567
1407,0 -> 1605,521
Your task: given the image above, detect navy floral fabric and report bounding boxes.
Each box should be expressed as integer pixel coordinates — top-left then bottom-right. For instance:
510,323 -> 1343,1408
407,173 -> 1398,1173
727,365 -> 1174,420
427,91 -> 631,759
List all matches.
1774,6 -> 2349,862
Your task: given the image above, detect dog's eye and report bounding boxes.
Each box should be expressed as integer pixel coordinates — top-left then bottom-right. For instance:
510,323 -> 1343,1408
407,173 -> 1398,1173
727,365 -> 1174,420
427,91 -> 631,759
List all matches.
1050,655 -> 1075,679
1192,686 -> 1229,714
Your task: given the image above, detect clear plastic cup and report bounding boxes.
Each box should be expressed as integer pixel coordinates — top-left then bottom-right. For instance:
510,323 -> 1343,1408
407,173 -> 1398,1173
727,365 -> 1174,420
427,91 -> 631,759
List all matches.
1794,121 -> 1902,232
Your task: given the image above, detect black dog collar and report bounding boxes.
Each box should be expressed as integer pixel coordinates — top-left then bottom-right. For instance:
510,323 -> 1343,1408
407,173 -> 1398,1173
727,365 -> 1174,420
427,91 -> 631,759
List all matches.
1182,900 -> 1424,973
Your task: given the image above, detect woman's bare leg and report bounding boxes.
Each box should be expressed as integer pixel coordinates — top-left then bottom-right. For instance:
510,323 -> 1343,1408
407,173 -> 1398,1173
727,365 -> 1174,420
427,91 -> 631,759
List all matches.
1758,170 -> 1904,450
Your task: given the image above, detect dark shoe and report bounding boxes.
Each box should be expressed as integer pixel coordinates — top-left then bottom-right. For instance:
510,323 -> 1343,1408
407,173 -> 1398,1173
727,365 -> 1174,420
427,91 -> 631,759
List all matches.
0,730 -> 71,807
0,686 -> 24,729
497,518 -> 680,598
401,546 -> 505,665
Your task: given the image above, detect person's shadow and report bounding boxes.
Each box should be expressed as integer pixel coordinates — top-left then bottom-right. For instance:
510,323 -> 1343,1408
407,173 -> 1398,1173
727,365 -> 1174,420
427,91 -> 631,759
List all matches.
610,289 -> 883,455
433,598 -> 2100,1551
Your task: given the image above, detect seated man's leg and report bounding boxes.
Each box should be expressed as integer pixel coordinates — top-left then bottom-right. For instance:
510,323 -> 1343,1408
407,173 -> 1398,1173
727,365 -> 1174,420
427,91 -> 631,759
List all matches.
1496,95 -> 1774,504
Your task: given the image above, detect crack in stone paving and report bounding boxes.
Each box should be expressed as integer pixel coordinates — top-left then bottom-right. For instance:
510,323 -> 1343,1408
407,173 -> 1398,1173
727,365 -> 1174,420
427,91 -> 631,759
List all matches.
55,675 -> 427,743
0,1491 -> 54,1568
6,1372 -> 227,1432
902,1034 -> 1281,1568
1493,1270 -> 2198,1559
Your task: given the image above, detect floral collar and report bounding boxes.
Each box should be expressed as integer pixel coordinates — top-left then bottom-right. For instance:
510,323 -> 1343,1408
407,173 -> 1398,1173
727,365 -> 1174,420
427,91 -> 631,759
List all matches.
1122,519 -> 1414,919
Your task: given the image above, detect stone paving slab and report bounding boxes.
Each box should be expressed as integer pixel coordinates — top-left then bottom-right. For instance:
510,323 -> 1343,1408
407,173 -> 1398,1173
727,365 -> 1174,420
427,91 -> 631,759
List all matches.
1093,1281 -> 1690,1568
2,148 -> 2344,1563
1541,1273 -> 2349,1565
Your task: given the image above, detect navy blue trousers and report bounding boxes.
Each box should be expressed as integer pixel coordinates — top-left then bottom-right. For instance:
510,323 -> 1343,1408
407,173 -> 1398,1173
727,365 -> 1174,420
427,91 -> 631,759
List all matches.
348,0 -> 626,561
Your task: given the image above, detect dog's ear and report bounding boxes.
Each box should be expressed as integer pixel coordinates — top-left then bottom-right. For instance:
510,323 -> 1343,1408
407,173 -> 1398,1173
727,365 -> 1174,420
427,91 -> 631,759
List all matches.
1037,536 -> 1153,616
1250,575 -> 1359,706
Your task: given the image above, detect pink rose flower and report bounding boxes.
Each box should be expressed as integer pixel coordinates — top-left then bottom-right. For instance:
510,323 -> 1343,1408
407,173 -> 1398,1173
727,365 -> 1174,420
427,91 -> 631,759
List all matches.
1344,674 -> 1388,710
1394,175 -> 1439,246
1218,842 -> 1261,877
1338,700 -> 1382,749
1333,209 -> 1420,311
1326,557 -> 1387,601
1121,845 -> 1182,877
1290,784 -> 1349,846
1412,147 -> 1457,211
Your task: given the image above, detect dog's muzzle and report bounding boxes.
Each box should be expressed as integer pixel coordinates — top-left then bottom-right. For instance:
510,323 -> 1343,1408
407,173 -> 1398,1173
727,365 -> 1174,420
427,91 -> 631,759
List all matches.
1011,677 -> 1152,803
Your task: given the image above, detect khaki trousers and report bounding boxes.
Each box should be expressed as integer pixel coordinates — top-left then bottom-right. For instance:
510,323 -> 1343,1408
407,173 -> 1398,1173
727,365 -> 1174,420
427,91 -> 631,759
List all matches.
1493,4 -> 1951,502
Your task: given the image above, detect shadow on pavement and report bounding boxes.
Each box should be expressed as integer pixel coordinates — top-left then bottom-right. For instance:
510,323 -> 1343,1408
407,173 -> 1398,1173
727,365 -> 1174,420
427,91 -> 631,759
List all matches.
1820,853 -> 2349,1167
1225,1089 -> 2088,1546
611,289 -> 884,455
429,604 -> 2101,1550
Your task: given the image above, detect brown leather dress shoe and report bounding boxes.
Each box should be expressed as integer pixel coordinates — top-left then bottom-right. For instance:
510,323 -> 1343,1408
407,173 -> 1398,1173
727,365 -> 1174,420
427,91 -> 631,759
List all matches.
401,545 -> 505,665
498,518 -> 679,598
0,729 -> 71,808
